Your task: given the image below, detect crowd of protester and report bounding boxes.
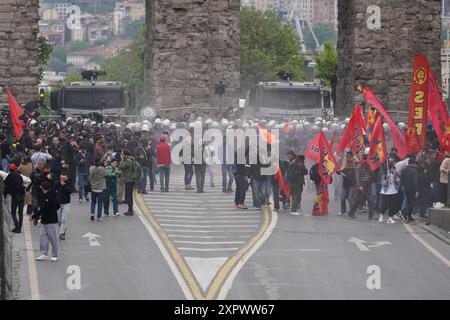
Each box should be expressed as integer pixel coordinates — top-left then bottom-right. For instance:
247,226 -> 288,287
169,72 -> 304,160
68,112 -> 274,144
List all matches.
1,110 -> 448,261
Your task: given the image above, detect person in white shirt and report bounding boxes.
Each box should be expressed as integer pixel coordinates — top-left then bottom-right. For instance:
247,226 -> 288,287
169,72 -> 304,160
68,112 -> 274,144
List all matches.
379,164 -> 400,224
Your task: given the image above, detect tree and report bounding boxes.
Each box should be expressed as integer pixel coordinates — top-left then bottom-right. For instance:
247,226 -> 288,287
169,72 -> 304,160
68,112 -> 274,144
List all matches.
314,24 -> 337,47
240,6 -> 304,94
37,36 -> 53,80
47,46 -> 67,73
316,40 -> 338,105
99,25 -> 145,112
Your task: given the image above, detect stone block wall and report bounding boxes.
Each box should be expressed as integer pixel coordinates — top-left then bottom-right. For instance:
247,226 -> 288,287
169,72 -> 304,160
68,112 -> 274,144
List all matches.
0,177 -> 13,300
145,0 -> 240,116
336,0 -> 442,115
0,0 -> 40,105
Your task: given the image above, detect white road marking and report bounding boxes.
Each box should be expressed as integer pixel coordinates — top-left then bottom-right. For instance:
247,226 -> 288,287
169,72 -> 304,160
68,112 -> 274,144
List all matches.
179,247 -> 239,252
152,210 -> 207,213
367,241 -> 392,248
185,257 -> 229,292
348,237 -> 370,252
160,224 -> 256,228
145,202 -> 191,206
23,217 -> 40,300
82,232 -> 101,247
169,235 -> 250,239
157,219 -> 259,223
135,204 -> 194,300
174,241 -> 246,245
404,223 -> 450,268
154,215 -> 259,219
165,229 -> 255,233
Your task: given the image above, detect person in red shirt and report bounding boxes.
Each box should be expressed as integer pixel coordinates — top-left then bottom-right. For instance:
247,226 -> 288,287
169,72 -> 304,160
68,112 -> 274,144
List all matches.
156,136 -> 171,192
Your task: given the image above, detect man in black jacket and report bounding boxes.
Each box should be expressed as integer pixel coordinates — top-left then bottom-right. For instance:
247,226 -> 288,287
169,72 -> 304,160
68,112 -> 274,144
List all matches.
286,152 -> 308,215
36,181 -> 60,261
4,164 -> 25,233
401,157 -> 420,223
52,173 -> 73,240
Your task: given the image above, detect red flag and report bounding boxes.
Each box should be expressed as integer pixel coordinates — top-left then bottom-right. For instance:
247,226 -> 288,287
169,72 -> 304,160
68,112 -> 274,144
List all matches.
312,183 -> 329,216
329,131 -> 336,150
406,55 -> 429,153
5,87 -> 24,139
306,131 -> 339,185
336,105 -> 365,155
428,68 -> 449,150
359,86 -> 408,159
367,117 -> 387,170
366,106 -> 379,138
275,166 -> 290,199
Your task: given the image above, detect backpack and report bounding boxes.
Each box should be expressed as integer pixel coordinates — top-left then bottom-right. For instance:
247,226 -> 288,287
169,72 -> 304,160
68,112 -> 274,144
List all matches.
131,159 -> 142,181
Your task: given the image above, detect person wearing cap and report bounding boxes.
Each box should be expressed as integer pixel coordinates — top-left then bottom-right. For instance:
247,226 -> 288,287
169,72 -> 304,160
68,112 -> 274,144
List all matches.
4,164 -> 25,233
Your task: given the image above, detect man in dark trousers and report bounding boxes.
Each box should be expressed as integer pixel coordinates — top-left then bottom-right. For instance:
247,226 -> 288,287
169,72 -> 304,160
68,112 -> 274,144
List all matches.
401,157 -> 420,223
286,151 -> 308,215
4,164 -> 25,233
35,181 -> 60,262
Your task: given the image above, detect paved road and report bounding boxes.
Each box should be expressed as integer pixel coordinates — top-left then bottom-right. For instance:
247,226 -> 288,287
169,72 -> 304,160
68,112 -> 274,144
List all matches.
11,165 -> 450,299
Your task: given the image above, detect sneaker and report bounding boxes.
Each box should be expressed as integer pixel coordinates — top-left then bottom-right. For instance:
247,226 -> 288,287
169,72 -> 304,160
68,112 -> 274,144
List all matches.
349,214 -> 356,219
291,211 -> 302,216
124,211 -> 134,216
378,215 -> 384,223
59,233 -> 65,240
393,214 -> 401,220
338,212 -> 346,215
387,218 -> 396,224
400,214 -> 408,223
50,257 -> 58,262
36,255 -> 50,261
97,217 -> 102,221
237,204 -> 248,210
85,196 -> 90,202
90,214 -> 95,221
409,217 -> 416,223
114,212 -> 120,217
79,198 -> 83,203
104,213 -> 110,217
210,184 -> 215,188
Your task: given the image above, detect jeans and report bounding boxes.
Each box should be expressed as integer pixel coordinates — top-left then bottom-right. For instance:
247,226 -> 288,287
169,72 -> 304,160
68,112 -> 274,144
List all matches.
11,194 -> 25,230
271,179 -> 280,210
221,164 -> 233,191
78,173 -> 89,200
371,183 -> 382,212
340,187 -> 356,213
90,191 -> 104,218
234,175 -> 249,205
58,204 -> 71,235
139,166 -> 150,192
253,179 -> 271,208
207,165 -> 215,185
194,164 -> 206,192
158,165 -> 170,191
419,186 -> 432,214
350,183 -> 374,217
104,181 -> 119,215
403,192 -> 418,219
184,164 -> 194,186
2,158 -> 9,173
125,182 -> 135,213
289,183 -> 303,212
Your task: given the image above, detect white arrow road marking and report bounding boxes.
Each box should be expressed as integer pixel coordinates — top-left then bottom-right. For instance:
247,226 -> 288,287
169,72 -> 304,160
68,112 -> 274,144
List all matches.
368,241 -> 392,248
348,237 -> 370,251
82,233 -> 101,246
185,257 -> 228,293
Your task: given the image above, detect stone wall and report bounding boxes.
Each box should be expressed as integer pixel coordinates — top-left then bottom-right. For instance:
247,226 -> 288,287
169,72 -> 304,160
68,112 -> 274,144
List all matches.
0,0 -> 40,105
144,0 -> 240,117
336,0 -> 442,115
0,177 -> 13,300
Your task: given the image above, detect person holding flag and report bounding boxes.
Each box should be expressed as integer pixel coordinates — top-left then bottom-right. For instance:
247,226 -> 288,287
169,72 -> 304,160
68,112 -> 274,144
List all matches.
349,149 -> 374,220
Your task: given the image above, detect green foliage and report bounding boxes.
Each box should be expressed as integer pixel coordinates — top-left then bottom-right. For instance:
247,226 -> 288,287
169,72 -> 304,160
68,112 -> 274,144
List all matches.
37,36 -> 53,80
316,40 -> 338,86
63,72 -> 83,83
303,23 -> 337,52
240,6 -> 305,94
89,55 -> 105,65
66,40 -> 91,52
99,24 -> 145,112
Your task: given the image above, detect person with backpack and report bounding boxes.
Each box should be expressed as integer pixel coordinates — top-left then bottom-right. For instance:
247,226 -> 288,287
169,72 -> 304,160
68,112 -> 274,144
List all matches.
120,150 -> 142,216
104,159 -> 121,217
286,151 -> 308,215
